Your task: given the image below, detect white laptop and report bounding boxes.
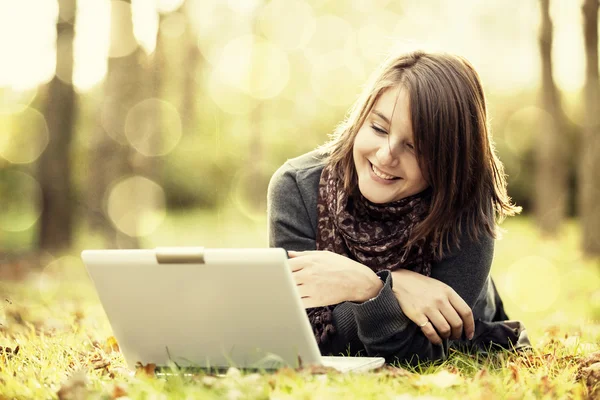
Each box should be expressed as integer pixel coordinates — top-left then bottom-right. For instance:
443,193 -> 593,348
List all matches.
81,247 -> 385,373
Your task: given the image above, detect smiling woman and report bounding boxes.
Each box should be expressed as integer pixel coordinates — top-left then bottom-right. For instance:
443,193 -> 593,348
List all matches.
267,50 -> 532,365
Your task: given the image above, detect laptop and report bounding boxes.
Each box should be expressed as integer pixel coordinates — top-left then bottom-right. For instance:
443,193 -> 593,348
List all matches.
81,247 -> 385,373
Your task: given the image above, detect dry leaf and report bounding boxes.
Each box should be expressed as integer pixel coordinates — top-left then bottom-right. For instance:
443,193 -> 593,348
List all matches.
507,362 -> 520,382
202,376 -> 218,387
377,365 -> 413,378
473,368 -> 488,381
57,369 -> 89,400
297,364 -> 338,374
111,385 -> 127,399
105,336 -> 120,353
578,362 -> 600,394
134,362 -> 156,377
578,351 -> 600,368
414,370 -> 464,388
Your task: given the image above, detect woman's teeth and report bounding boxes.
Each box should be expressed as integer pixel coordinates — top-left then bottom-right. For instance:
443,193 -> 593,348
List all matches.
371,163 -> 397,180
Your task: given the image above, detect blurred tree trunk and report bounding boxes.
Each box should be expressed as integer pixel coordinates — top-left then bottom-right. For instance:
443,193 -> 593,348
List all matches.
181,0 -> 200,137
87,0 -> 144,248
37,0 -> 76,252
580,0 -> 600,256
535,0 -> 568,236
248,3 -> 266,212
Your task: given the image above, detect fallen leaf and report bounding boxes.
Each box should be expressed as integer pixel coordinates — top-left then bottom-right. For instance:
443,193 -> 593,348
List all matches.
507,362 -> 520,382
578,362 -> 600,395
578,351 -> 600,368
202,376 -> 218,387
414,370 -> 463,389
473,368 -> 488,381
105,336 -> 120,353
111,384 -> 127,399
296,364 -> 338,374
135,362 -> 156,377
377,365 -> 413,378
57,369 -> 88,400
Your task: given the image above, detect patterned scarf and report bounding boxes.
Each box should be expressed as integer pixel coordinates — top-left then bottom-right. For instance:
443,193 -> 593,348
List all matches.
309,164 -> 436,346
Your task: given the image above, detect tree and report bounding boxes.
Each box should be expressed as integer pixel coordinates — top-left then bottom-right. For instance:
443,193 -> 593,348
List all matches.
535,0 -> 568,236
580,0 -> 600,256
37,0 -> 77,251
87,0 -> 146,248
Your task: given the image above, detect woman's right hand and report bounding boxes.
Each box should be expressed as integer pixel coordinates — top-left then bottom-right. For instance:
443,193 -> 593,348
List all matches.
390,269 -> 474,345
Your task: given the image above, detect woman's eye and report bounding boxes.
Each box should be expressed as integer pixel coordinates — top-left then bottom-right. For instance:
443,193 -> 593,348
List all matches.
370,124 -> 387,135
406,143 -> 414,150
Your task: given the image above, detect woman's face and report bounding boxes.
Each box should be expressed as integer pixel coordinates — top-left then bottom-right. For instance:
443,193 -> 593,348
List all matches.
352,85 -> 429,204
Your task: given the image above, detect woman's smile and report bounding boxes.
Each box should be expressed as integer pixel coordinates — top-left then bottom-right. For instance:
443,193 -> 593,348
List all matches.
369,161 -> 401,184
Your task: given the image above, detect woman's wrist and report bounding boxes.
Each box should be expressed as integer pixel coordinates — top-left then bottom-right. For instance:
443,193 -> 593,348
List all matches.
353,270 -> 385,303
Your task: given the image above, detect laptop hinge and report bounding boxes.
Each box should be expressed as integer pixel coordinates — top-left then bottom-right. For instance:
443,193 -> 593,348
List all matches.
155,247 -> 205,264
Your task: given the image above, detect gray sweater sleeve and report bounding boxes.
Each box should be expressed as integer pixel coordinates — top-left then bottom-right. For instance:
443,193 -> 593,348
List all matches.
267,160 -> 493,364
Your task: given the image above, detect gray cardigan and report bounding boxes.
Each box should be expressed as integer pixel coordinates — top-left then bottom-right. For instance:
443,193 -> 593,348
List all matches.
267,150 -> 507,363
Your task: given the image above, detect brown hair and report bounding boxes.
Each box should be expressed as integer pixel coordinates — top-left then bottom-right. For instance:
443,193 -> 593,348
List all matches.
318,50 -> 521,258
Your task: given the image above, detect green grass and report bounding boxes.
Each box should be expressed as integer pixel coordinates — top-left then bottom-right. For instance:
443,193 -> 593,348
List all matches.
0,213 -> 599,399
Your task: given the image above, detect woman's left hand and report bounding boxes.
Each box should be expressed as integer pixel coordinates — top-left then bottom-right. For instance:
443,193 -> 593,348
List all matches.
288,250 -> 383,308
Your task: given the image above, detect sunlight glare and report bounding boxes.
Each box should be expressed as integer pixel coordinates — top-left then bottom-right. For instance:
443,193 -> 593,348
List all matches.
106,176 -> 166,237
73,0 -> 110,91
108,0 -> 140,58
125,98 -> 182,157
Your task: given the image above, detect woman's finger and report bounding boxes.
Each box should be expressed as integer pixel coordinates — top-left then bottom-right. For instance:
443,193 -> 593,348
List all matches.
439,301 -> 464,340
418,317 -> 443,345
426,310 -> 452,340
288,258 -> 304,272
448,291 -> 475,340
291,268 -> 308,284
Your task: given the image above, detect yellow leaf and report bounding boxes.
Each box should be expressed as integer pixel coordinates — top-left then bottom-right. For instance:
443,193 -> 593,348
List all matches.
414,370 -> 464,389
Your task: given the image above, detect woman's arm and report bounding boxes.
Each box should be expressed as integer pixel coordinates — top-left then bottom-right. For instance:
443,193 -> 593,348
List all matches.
267,162 -> 492,363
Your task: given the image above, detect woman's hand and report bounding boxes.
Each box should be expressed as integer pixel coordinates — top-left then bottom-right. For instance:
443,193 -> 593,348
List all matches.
288,250 -> 383,308
391,269 -> 474,344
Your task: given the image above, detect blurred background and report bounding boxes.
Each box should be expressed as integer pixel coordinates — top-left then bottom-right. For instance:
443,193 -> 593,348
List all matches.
0,0 -> 599,310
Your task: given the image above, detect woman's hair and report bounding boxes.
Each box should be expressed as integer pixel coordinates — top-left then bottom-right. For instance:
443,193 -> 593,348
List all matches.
319,50 -> 521,258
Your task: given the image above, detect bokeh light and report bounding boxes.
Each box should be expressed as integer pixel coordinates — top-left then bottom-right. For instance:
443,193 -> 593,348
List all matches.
0,170 -> 42,232
257,0 -> 316,51
208,77 -> 257,116
0,107 -> 49,164
125,98 -> 182,157
0,87 -> 38,114
226,0 -> 261,15
0,0 -> 56,90
108,0 -> 139,58
304,15 -> 355,71
192,0 -> 253,65
503,255 -> 561,313
213,35 -> 290,100
106,176 -> 166,237
73,0 -> 110,91
230,162 -> 276,222
503,106 -> 553,157
356,11 -> 403,63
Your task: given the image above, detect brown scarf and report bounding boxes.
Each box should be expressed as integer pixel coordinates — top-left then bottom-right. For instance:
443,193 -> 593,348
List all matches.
309,164 -> 436,346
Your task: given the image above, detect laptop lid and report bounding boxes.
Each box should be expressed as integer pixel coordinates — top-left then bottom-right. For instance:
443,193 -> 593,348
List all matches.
81,247 -> 322,371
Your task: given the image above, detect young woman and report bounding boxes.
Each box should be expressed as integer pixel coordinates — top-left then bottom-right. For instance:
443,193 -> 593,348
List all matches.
267,51 -> 531,364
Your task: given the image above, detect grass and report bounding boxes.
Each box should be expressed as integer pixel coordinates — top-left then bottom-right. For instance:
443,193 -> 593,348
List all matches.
0,211 -> 599,399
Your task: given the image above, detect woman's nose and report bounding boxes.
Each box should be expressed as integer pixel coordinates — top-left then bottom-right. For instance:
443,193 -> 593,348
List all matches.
376,144 -> 399,168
